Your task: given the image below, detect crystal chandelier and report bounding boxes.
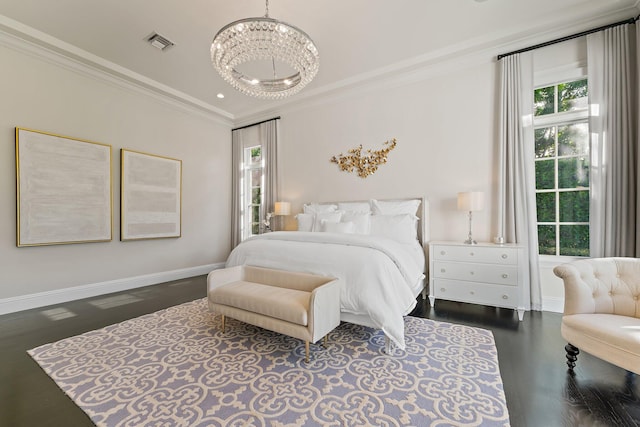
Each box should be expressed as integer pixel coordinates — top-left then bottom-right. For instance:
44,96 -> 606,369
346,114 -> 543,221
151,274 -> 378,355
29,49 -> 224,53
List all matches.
210,0 -> 319,99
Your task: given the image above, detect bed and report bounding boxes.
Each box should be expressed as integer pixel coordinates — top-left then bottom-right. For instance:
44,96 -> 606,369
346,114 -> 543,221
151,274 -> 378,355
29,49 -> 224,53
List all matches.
225,197 -> 429,351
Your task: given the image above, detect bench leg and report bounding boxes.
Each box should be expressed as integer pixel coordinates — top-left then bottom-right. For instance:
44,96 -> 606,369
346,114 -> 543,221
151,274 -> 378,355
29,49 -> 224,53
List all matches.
221,314 -> 225,333
323,335 -> 328,348
305,341 -> 310,363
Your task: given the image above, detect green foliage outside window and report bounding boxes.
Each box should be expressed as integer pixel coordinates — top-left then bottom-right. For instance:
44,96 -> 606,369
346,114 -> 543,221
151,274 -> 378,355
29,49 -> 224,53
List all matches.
533,79 -> 589,256
559,191 -> 589,222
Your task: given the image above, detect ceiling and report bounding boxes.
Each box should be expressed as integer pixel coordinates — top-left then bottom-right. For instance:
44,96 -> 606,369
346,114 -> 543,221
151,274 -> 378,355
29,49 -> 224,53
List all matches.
0,0 -> 638,122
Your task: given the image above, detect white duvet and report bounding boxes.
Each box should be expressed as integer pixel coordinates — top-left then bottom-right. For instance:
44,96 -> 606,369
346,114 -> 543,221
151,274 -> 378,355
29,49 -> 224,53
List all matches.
225,231 -> 426,349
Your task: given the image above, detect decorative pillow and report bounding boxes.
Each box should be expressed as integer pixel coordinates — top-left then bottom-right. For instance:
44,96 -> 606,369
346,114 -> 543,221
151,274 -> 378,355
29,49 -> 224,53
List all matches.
296,213 -> 315,232
370,199 -> 421,216
312,211 -> 343,232
341,211 -> 371,235
321,220 -> 355,234
337,202 -> 371,213
370,214 -> 418,244
303,203 -> 338,214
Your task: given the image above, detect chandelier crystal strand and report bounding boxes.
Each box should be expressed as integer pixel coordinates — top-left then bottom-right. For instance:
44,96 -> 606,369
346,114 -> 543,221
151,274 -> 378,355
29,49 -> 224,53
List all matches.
210,1 -> 319,99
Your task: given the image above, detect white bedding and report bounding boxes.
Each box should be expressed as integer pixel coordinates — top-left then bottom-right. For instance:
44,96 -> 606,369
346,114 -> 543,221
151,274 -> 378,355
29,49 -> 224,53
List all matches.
225,231 -> 426,349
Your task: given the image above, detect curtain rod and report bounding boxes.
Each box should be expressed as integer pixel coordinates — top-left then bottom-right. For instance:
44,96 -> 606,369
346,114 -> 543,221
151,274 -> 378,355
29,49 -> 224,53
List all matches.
497,15 -> 639,61
232,116 -> 281,132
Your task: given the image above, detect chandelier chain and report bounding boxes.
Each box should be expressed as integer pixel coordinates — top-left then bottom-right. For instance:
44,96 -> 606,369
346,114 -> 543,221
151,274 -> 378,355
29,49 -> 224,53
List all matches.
265,0 -> 269,18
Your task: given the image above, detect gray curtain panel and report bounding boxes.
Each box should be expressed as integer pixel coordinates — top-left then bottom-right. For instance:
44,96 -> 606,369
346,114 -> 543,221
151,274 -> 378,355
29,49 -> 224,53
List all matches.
230,128 -> 244,248
498,52 -> 541,311
587,24 -> 639,257
260,119 -> 281,228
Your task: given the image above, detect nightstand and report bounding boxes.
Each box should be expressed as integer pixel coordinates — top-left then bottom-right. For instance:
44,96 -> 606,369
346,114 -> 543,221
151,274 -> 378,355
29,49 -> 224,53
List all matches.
429,241 -> 527,321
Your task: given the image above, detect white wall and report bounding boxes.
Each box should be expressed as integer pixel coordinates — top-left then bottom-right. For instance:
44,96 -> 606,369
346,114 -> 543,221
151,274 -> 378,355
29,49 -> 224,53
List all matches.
279,60 -> 498,245
0,40 -> 232,309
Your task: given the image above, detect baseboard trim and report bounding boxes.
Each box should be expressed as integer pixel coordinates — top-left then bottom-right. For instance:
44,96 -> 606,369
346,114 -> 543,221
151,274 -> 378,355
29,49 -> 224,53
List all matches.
0,263 -> 225,315
542,296 -> 564,313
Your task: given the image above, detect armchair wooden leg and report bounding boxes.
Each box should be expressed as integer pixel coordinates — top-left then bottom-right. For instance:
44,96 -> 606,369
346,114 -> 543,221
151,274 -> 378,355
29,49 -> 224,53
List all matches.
305,341 -> 310,363
221,314 -> 225,333
565,343 -> 579,370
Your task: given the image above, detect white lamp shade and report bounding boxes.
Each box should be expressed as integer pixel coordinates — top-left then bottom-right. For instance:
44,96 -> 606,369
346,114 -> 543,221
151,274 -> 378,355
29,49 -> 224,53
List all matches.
457,192 -> 484,212
274,201 -> 291,215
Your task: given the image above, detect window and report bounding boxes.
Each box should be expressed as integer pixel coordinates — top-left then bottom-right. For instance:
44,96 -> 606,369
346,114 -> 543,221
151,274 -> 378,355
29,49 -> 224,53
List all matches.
533,78 -> 589,256
243,146 -> 263,238
231,118 -> 279,247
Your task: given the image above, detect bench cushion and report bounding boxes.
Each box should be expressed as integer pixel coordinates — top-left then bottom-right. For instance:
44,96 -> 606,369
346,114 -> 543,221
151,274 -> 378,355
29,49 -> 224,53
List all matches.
210,280 -> 310,326
562,313 -> 640,373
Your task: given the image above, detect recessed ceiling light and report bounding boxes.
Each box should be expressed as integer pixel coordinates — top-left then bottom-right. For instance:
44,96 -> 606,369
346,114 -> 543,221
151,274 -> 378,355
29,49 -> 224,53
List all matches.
217,93 -> 225,99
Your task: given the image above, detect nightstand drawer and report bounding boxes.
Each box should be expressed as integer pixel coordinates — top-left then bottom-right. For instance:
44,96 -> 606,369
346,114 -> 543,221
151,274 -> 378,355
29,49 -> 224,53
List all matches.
432,279 -> 518,308
431,245 -> 518,265
432,260 -> 518,286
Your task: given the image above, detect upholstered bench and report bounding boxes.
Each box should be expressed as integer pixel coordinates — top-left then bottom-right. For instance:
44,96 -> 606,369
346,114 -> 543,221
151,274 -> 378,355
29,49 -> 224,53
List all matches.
207,265 -> 341,362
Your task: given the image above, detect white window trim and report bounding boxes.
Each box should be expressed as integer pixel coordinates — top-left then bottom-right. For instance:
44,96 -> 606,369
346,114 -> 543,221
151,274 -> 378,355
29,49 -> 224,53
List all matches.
533,75 -> 590,258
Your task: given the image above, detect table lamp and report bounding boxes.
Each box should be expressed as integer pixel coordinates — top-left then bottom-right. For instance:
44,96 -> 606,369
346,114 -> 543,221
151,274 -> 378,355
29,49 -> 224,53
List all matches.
457,191 -> 484,245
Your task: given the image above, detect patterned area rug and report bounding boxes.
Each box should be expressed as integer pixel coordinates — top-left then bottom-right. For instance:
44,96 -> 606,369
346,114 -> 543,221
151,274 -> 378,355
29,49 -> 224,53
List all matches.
28,298 -> 510,426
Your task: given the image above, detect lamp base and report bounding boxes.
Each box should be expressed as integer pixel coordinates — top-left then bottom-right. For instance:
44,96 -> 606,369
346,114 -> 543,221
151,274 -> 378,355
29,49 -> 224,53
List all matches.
463,238 -> 477,245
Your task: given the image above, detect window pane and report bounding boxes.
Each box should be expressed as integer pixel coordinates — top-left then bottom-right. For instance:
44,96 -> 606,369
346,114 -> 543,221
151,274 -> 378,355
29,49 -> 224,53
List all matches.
559,190 -> 589,222
538,225 -> 556,255
251,205 -> 260,223
535,159 -> 555,190
535,127 -> 556,159
558,123 -> 589,156
558,157 -> 589,188
250,147 -> 262,164
252,223 -> 260,235
251,187 -> 261,204
251,169 -> 262,184
534,86 -> 555,116
536,192 -> 555,222
558,79 -> 588,113
560,225 -> 589,256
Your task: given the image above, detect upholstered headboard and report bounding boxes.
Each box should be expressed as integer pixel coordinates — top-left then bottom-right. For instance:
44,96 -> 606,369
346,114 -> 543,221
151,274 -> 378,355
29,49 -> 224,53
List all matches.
306,197 -> 429,248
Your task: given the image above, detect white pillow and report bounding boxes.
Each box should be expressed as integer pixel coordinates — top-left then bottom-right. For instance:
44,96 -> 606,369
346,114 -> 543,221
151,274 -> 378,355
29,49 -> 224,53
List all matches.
312,211 -> 343,232
370,214 -> 418,244
337,202 -> 371,213
296,213 -> 315,232
303,203 -> 338,214
322,220 -> 355,234
341,211 -> 371,235
371,199 -> 421,216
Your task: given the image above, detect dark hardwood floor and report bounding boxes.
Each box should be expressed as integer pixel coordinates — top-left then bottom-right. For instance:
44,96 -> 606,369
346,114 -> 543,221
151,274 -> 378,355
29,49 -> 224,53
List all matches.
1,276 -> 638,426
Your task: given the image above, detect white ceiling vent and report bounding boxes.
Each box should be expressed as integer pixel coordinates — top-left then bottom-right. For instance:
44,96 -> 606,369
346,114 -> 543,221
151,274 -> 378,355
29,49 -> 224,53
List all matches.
146,33 -> 174,51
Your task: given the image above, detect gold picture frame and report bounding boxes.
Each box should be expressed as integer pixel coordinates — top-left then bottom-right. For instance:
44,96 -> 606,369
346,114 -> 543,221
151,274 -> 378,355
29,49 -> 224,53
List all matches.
15,127 -> 113,247
120,149 -> 182,241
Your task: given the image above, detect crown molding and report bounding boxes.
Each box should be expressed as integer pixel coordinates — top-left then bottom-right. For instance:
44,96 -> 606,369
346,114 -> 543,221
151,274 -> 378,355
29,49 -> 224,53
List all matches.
234,4 -> 639,124
0,15 -> 233,126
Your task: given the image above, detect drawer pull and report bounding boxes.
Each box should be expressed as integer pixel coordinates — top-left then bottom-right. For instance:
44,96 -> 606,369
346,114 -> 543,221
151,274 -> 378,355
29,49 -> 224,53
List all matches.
470,252 -> 475,256
440,251 -> 446,255
502,274 -> 508,279
501,254 -> 508,259
470,291 -> 475,295
441,268 -> 446,273
502,295 -> 509,300
470,271 -> 475,275
440,288 -> 446,292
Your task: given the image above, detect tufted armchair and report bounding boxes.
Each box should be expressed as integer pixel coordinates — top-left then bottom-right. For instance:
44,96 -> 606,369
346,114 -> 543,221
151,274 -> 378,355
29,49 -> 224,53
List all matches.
553,257 -> 640,375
